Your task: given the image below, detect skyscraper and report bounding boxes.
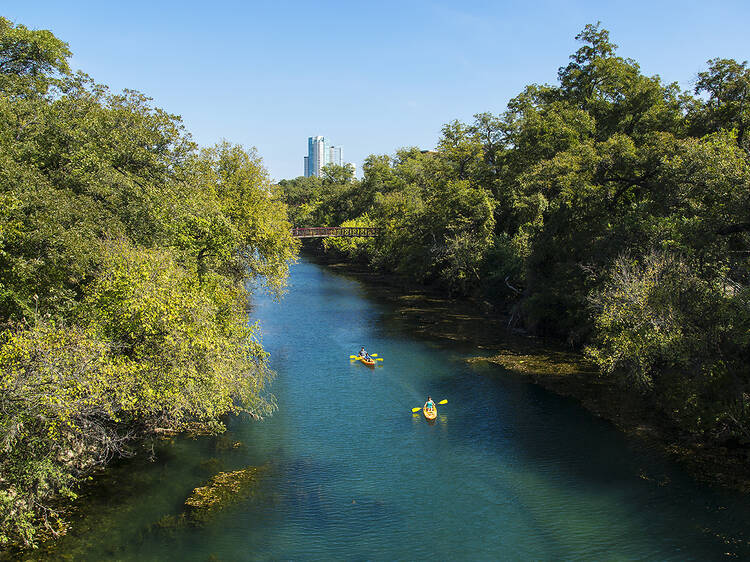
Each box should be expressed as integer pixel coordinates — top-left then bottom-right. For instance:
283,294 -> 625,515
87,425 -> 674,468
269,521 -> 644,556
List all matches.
329,145 -> 342,167
305,136 -> 328,177
303,136 -> 354,177
306,136 -> 351,176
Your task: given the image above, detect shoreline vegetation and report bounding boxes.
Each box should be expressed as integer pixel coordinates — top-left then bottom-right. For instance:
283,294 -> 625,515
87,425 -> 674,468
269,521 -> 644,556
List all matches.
0,18 -> 296,550
304,248 -> 750,493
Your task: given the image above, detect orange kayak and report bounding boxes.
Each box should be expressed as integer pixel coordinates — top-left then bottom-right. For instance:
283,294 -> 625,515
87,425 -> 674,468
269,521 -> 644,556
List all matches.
423,405 -> 437,420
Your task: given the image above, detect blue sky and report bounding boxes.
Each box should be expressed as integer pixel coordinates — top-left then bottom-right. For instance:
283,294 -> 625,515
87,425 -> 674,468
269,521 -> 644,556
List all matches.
3,1 -> 750,180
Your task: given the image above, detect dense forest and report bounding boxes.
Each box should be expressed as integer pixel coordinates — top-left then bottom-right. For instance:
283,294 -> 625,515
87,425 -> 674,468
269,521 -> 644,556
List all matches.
280,25 -> 750,463
0,18 -> 296,548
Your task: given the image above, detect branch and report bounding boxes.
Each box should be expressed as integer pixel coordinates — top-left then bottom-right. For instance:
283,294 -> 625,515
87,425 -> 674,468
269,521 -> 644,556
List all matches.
504,276 -> 522,294
603,170 -> 657,210
716,222 -> 750,235
113,164 -> 147,190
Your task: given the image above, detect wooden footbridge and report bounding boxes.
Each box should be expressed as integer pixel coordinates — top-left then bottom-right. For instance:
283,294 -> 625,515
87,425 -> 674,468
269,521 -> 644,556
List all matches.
291,227 -> 380,238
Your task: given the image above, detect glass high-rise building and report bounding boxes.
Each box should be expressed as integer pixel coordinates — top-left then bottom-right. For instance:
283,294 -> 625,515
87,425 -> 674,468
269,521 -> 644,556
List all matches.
304,136 -> 345,177
305,136 -> 327,177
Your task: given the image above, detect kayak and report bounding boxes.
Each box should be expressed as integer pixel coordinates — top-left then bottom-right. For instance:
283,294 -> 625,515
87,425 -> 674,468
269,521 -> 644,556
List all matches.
360,356 -> 376,367
423,405 -> 437,420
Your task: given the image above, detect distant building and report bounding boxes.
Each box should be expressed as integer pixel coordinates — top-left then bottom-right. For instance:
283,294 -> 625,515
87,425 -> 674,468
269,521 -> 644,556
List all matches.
304,136 -> 352,177
305,136 -> 328,177
329,145 -> 342,167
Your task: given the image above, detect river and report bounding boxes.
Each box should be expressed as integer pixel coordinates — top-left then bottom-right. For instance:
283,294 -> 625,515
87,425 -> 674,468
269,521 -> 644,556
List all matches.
33,258 -> 750,560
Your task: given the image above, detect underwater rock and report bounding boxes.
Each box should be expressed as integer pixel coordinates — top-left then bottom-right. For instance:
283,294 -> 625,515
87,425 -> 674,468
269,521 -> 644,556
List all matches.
184,466 -> 266,523
149,513 -> 189,537
214,436 -> 244,451
197,458 -> 224,474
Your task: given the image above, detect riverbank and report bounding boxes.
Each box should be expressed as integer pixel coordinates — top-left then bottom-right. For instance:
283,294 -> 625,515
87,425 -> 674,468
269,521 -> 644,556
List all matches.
304,246 -> 750,494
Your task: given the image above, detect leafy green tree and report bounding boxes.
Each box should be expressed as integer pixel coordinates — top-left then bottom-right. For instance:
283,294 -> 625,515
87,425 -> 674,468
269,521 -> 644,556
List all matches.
79,241 -> 276,423
0,16 -> 70,95
277,175 -> 323,226
0,320 -> 114,547
692,58 -> 750,148
321,163 -> 355,184
587,252 -> 750,439
277,165 -> 362,228
179,142 -> 297,293
557,22 -> 684,141
436,119 -> 483,181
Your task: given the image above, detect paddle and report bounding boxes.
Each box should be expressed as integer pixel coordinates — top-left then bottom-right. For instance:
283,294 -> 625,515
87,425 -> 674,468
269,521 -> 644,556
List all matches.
349,354 -> 384,361
411,399 -> 447,412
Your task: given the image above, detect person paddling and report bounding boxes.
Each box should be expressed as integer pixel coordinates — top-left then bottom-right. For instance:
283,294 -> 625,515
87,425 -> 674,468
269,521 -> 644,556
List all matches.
424,396 -> 436,411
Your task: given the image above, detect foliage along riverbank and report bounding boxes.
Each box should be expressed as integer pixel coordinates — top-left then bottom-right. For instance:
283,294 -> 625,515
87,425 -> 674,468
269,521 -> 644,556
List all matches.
303,247 -> 750,494
281,24 -> 750,491
0,18 -> 297,550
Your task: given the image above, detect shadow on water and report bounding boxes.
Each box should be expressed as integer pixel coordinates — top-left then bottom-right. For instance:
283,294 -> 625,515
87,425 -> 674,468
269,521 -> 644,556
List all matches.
269,458 -> 401,529
27,440 -> 404,561
416,360 -> 750,558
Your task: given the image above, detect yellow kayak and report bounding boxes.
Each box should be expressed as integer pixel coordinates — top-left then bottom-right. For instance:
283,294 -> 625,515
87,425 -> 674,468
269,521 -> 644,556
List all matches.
359,356 -> 376,367
423,405 -> 437,420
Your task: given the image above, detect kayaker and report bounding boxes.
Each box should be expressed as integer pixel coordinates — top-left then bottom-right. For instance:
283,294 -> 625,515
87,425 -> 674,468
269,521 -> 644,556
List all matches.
424,396 -> 435,410
359,346 -> 367,358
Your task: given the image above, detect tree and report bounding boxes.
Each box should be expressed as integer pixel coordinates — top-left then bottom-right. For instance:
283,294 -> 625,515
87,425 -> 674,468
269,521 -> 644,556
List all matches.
692,58 -> 750,149
557,22 -> 684,141
0,17 -> 71,95
179,142 -> 297,294
321,163 -> 354,184
587,252 -> 750,439
436,119 -> 483,181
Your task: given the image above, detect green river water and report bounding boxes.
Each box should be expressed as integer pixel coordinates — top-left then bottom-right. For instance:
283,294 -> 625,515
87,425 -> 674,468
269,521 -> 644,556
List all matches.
27,258 -> 750,560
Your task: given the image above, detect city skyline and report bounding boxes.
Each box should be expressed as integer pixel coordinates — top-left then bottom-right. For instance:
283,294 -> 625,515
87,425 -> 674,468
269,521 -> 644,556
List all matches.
304,136 -> 351,178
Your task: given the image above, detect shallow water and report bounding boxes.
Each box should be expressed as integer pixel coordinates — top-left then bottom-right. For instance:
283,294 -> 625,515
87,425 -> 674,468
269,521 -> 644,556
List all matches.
31,258 -> 750,560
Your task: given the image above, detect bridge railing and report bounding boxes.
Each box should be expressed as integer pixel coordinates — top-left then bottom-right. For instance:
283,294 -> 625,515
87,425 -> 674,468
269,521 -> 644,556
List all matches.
291,227 -> 381,238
